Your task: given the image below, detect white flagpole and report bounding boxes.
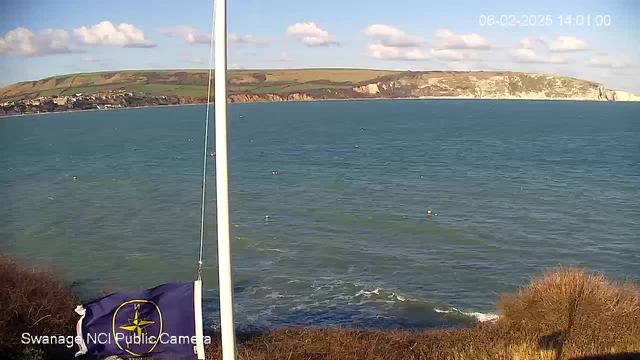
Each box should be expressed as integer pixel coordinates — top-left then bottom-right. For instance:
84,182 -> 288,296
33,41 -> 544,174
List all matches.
214,0 -> 237,359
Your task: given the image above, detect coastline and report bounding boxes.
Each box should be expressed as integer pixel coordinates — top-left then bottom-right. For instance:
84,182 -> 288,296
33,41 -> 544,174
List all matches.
0,102 -> 202,119
1,95 -> 632,120
2,253 -> 639,359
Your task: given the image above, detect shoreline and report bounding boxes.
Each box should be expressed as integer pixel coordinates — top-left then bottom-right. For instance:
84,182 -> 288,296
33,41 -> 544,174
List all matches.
1,95 -> 633,120
0,102 -> 202,119
3,253 -> 639,359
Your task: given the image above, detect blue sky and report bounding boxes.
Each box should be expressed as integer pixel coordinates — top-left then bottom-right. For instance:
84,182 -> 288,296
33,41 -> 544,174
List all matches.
1,0 -> 639,92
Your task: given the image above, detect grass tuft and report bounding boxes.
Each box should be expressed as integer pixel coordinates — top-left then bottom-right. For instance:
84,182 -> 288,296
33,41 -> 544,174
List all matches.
0,255 -> 79,358
498,268 -> 640,359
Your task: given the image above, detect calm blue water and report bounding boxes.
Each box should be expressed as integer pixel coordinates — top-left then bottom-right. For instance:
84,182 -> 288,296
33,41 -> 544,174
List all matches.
1,100 -> 639,330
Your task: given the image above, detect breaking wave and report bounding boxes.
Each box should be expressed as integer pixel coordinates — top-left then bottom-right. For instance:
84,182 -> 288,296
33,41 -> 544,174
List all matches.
434,307 -> 499,322
214,278 -> 499,329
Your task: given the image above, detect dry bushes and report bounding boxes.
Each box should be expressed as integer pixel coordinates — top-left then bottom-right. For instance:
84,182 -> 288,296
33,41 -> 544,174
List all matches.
204,268 -> 640,360
0,254 -> 79,360
1,254 -> 639,360
498,268 -> 640,359
0,255 -> 78,344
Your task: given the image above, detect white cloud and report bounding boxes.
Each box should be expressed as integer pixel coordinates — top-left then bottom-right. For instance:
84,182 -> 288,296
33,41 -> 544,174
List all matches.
510,37 -> 580,64
368,44 -> 475,62
73,21 -> 155,48
519,38 -> 534,49
365,28 -> 486,63
0,27 -> 79,56
157,25 -> 210,45
83,57 -> 100,63
548,36 -> 589,52
511,48 -> 568,64
277,52 -> 292,62
519,37 -> 546,49
436,29 -> 490,50
367,44 -> 428,61
365,27 -> 481,62
520,36 -> 589,52
228,33 -> 268,46
0,22 -> 155,57
362,24 -> 422,47
157,26 -> 267,46
286,22 -> 339,47
589,56 -> 633,68
430,49 -> 470,61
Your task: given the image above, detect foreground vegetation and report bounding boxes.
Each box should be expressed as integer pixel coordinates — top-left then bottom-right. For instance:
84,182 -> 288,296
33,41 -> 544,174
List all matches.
1,253 -> 639,359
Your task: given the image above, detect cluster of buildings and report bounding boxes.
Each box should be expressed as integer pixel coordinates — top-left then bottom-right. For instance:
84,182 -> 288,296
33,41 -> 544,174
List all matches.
1,90 -> 183,116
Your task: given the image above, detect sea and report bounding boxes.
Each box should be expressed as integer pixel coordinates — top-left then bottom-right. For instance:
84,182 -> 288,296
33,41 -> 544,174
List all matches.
1,99 -> 639,330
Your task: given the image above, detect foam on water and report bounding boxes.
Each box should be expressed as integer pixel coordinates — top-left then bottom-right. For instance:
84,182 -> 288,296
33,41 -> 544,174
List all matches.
434,307 -> 500,322
353,286 -> 499,323
354,287 -> 411,303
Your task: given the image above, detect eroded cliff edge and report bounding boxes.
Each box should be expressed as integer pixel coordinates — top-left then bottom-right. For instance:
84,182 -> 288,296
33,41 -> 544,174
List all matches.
2,70 -> 638,112
228,71 -> 638,103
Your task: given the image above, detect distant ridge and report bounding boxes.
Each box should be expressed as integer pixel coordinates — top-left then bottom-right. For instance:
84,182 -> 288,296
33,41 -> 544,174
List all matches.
1,69 -> 638,103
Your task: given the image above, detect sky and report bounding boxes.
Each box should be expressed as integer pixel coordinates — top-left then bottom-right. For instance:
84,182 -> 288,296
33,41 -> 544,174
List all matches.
1,0 -> 639,92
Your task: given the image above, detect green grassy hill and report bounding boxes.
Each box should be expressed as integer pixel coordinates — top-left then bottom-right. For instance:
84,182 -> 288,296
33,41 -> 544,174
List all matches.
0,69 -> 399,102
3,68 -> 633,104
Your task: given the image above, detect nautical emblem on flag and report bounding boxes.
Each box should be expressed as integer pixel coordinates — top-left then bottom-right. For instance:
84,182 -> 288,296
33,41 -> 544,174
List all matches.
75,281 -> 204,360
113,300 -> 163,356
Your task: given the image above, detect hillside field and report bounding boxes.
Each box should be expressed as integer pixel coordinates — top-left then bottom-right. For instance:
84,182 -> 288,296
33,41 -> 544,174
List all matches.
0,69 -> 400,102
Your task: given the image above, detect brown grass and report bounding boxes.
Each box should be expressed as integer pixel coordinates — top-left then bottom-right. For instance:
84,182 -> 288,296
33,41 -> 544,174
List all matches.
1,255 -> 638,360
498,268 -> 640,359
0,254 -> 79,358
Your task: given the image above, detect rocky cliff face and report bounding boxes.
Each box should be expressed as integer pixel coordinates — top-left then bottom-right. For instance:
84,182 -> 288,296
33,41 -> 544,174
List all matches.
230,71 -> 638,103
604,90 -> 640,102
351,72 -> 610,101
229,93 -> 316,103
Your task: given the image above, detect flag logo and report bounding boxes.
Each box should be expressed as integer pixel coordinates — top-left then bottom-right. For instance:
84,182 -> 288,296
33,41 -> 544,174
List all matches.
75,282 -> 204,359
112,300 -> 163,356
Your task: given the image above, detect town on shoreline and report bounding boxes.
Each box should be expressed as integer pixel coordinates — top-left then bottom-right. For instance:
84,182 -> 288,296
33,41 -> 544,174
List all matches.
0,90 -> 192,117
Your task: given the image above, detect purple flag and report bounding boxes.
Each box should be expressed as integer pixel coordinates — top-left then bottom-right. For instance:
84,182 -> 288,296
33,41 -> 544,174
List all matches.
75,281 -> 205,359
